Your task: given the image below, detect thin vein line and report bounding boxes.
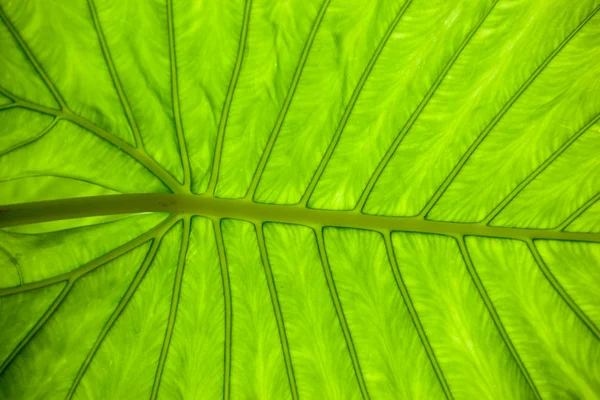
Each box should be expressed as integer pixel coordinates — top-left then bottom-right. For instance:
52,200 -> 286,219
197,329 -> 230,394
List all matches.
0,102 -> 17,111
556,192 -> 600,231
0,244 -> 22,286
167,0 -> 191,189
484,113 -> 600,225
315,228 -> 370,399
255,223 -> 298,400
244,0 -> 331,200
382,232 -> 453,399
0,87 -> 184,193
213,218 -> 232,400
0,116 -> 59,157
0,280 -> 73,375
0,215 -> 177,298
206,0 -> 253,195
527,239 -> 600,339
150,217 -> 191,400
300,0 -> 413,206
419,5 -> 600,218
457,236 -> 541,399
353,1 -> 499,211
86,0 -> 142,149
0,172 -> 121,194
0,6 -> 66,108
66,233 -> 165,400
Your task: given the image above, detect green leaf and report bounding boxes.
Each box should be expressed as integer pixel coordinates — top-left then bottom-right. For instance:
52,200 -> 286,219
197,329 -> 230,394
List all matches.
1,0 -> 599,399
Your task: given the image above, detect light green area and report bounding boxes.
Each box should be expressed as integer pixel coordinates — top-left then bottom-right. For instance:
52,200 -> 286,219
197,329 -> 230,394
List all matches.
222,219 -> 291,399
467,237 -> 600,399
0,242 -> 149,399
158,217 -> 224,399
0,282 -> 64,364
0,0 -> 599,398
325,227 -> 444,398
391,232 -> 534,399
264,223 -> 361,399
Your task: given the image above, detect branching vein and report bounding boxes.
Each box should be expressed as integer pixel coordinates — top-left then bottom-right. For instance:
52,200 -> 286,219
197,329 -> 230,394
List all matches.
315,228 -> 370,399
167,0 -> 191,189
244,0 -> 331,200
0,281 -> 73,376
86,0 -> 143,149
212,218 -> 232,400
0,88 -> 183,193
255,223 -> 298,400
66,234 -> 165,400
483,113 -> 600,225
0,6 -> 66,108
382,233 -> 453,399
418,5 -> 600,218
556,192 -> 600,232
150,217 -> 191,400
527,239 -> 600,339
354,0 -> 499,211
300,0 -> 414,206
207,0 -> 253,195
0,215 -> 177,298
457,236 -> 541,399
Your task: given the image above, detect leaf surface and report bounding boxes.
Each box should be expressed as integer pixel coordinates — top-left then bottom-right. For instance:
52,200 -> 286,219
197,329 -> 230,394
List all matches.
1,0 -> 599,399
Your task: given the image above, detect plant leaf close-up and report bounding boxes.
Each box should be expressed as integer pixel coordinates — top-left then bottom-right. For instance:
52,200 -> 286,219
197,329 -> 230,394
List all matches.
1,0 -> 599,399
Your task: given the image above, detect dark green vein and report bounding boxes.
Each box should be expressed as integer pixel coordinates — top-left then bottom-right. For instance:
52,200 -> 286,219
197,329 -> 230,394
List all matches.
0,88 -> 183,193
167,0 -> 191,189
354,0 -> 499,211
206,0 -> 253,195
527,239 -> 600,339
0,280 -> 72,376
66,234 -> 165,400
86,0 -> 142,149
382,233 -> 453,400
300,0 -> 413,206
315,228 -> 370,399
151,217 -> 191,400
419,4 -> 600,218
213,218 -> 232,400
483,113 -> 600,225
0,6 -> 66,108
0,215 -> 177,298
255,223 -> 298,400
0,244 -> 22,286
244,0 -> 331,200
0,116 -> 59,157
457,236 -> 541,399
557,192 -> 600,231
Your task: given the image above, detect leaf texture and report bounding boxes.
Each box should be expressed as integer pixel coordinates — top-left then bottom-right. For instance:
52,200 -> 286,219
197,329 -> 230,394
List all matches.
1,0 -> 599,399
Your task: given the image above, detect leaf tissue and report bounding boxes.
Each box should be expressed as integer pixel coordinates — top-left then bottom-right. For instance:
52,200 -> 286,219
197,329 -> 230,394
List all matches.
0,0 -> 599,399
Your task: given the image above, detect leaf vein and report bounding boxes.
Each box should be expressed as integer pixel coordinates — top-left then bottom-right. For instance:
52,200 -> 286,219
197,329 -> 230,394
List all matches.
315,228 -> 370,399
255,223 -> 299,400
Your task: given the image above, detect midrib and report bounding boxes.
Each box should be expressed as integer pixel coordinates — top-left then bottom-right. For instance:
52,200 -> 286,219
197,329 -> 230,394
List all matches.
1,193 -> 598,243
